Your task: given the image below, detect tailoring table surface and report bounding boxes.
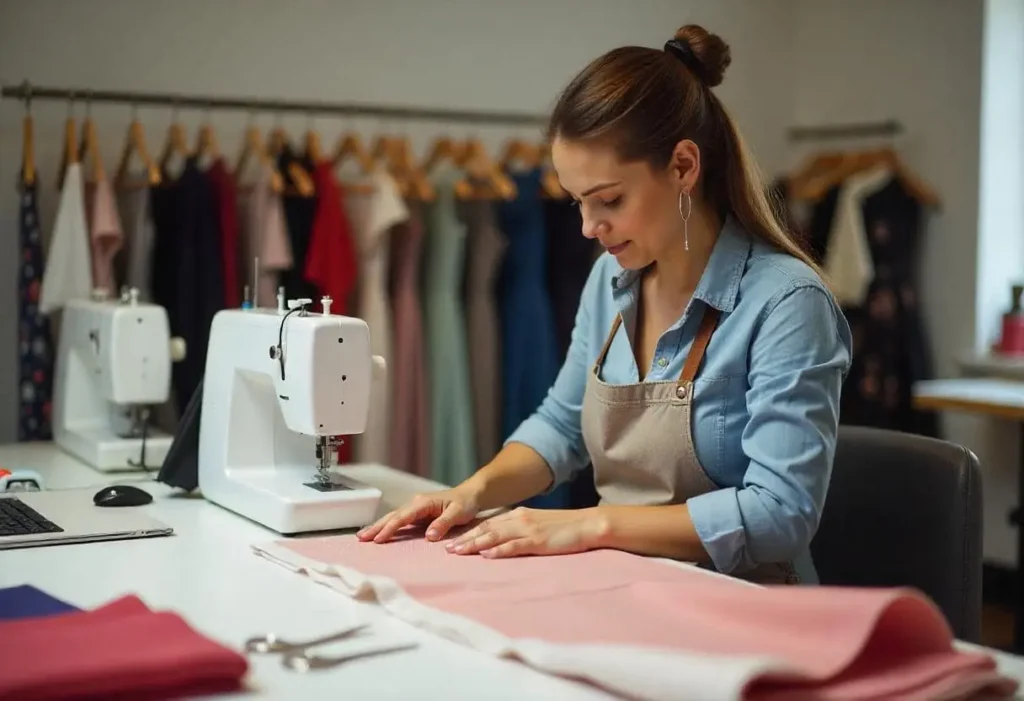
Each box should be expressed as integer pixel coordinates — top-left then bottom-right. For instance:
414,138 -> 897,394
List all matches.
3,443 -> 1024,700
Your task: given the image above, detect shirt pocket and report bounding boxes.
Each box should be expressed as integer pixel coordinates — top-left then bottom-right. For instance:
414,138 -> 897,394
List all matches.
691,376 -> 734,485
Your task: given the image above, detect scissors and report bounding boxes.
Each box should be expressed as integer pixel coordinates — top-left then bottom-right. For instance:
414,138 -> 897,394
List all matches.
244,623 -> 418,672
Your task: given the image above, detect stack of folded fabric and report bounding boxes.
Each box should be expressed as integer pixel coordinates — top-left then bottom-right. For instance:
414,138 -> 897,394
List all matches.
254,530 -> 1019,701
0,585 -> 248,701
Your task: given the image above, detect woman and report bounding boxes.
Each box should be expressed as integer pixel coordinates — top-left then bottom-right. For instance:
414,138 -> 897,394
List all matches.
358,24 -> 853,585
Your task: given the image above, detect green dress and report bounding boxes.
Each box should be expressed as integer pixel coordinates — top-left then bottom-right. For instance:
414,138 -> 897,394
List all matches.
423,167 -> 477,486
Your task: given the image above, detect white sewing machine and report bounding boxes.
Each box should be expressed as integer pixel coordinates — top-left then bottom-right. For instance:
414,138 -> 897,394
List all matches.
52,290 -> 185,472
197,296 -> 384,535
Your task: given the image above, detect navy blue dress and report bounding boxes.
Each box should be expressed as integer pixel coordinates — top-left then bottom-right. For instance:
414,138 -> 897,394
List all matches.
17,177 -> 54,441
497,168 -> 569,508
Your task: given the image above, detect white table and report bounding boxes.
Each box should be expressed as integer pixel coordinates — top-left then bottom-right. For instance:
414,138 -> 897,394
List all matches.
4,442 -> 1024,699
914,377 -> 1024,651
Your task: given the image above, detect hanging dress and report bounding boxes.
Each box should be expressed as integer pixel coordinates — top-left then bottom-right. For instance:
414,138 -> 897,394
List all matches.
424,167 -> 477,486
340,170 -> 405,465
497,168 -> 566,508
17,176 -> 54,441
461,197 -> 507,466
389,203 -> 431,477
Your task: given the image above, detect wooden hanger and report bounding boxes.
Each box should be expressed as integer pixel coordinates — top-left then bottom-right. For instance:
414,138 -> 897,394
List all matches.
193,120 -> 220,166
268,126 -> 316,197
56,112 -> 78,190
235,125 -> 284,193
332,130 -> 375,175
420,135 -> 474,199
791,147 -> 940,208
539,143 -> 566,199
115,117 -> 161,188
391,136 -> 435,201
369,135 -> 412,197
304,128 -> 324,164
422,136 -> 463,173
78,112 -> 106,183
21,110 -> 35,187
458,138 -> 517,200
159,120 -> 192,173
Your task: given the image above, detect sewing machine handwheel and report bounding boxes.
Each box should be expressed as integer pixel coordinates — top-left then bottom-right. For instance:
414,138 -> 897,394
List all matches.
169,337 -> 187,362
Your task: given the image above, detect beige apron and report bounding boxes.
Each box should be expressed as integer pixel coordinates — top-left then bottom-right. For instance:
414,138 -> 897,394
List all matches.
580,305 -> 799,585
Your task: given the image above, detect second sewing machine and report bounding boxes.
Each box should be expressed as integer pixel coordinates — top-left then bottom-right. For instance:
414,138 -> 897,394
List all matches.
197,294 -> 386,534
52,288 -> 186,473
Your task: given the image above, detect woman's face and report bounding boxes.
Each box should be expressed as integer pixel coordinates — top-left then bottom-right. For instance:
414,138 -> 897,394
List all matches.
551,137 -> 695,270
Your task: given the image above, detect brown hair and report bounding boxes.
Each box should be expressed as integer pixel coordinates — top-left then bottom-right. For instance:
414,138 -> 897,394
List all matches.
547,24 -> 822,277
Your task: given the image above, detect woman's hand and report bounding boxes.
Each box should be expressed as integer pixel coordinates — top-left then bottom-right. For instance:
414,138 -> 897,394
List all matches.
445,507 -> 608,558
356,487 -> 481,543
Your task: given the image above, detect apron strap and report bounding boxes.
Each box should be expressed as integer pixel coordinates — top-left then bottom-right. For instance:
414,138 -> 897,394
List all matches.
678,306 -> 722,385
593,314 -> 623,373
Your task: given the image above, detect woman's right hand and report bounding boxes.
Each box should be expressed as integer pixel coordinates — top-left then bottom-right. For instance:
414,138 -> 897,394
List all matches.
356,487 -> 482,544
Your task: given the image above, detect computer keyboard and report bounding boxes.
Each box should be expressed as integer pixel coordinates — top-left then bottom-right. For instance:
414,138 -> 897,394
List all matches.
0,498 -> 63,537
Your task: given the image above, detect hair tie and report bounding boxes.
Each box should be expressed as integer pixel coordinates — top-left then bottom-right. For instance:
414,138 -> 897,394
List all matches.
664,38 -> 702,76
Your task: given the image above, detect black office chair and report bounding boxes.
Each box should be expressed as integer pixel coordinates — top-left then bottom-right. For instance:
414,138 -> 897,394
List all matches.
810,425 -> 983,643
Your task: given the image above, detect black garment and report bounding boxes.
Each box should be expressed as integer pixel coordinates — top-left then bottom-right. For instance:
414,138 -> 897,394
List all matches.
804,183 -> 841,266
544,198 -> 595,361
810,178 -> 939,437
150,158 -> 226,410
277,148 -> 319,301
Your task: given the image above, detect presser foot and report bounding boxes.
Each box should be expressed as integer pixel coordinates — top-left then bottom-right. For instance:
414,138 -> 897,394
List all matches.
303,437 -> 351,492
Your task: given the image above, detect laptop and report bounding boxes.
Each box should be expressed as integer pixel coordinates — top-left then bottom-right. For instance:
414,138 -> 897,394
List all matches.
0,487 -> 173,550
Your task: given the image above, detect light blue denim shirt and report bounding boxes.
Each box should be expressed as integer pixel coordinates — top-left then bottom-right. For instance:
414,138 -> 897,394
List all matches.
505,215 -> 853,578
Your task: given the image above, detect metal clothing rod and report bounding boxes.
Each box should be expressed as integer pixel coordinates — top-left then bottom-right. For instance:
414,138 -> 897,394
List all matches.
787,119 -> 903,141
0,80 -> 549,127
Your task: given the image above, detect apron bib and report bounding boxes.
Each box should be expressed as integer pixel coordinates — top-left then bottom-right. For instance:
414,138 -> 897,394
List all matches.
580,305 -> 799,585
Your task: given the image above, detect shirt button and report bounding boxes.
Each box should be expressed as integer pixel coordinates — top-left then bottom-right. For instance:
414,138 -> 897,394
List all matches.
657,357 -> 668,368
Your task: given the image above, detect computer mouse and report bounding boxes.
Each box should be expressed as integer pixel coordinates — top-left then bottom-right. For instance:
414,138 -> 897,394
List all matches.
93,484 -> 153,507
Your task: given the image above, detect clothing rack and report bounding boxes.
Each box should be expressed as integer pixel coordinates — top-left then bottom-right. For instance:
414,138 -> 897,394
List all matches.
787,119 -> 903,141
0,80 -> 548,127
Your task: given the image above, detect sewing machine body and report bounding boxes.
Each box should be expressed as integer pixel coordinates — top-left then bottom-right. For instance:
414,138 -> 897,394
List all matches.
198,306 -> 383,535
53,294 -> 177,472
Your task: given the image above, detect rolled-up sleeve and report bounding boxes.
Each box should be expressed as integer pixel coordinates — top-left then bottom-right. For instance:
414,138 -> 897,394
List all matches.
686,283 -> 853,574
504,264 -> 600,490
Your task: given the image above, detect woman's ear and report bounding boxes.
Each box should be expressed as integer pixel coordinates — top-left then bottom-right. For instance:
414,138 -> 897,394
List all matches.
669,139 -> 701,193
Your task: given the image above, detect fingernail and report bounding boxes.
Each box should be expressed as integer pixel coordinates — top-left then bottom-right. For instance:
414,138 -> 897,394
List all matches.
426,529 -> 438,539
454,544 -> 466,553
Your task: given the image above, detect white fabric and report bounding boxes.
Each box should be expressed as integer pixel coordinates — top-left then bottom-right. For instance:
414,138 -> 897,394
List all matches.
40,164 -> 92,315
347,172 -> 408,465
823,166 -> 891,306
251,541 -> 792,701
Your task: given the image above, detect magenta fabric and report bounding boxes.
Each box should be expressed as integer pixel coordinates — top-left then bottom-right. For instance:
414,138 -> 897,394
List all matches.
261,529 -> 1017,701
0,594 -> 248,700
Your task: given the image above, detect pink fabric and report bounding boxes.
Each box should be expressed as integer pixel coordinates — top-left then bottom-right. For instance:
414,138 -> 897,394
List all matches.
255,529 -> 1017,701
86,178 -> 123,294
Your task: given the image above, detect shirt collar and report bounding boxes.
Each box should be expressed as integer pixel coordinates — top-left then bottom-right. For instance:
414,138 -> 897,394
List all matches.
609,214 -> 752,313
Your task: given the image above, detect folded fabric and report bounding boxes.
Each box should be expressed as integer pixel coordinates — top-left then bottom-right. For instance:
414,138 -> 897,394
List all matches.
0,584 -> 79,620
253,529 -> 1018,701
0,594 -> 249,701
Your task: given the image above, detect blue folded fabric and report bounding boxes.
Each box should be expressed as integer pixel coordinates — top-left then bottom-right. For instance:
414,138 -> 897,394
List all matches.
0,584 -> 79,620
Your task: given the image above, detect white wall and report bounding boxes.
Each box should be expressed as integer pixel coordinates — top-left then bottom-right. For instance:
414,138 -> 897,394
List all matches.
0,0 -> 794,440
0,1 -> 1019,563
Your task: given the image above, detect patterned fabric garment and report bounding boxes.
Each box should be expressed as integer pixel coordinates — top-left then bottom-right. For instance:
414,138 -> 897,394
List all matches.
17,179 -> 54,441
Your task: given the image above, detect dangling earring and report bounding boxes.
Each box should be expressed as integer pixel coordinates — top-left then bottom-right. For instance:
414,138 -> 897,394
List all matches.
678,190 -> 692,251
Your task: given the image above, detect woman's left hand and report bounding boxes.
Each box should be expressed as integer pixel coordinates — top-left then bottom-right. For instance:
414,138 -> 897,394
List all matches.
445,507 -> 608,558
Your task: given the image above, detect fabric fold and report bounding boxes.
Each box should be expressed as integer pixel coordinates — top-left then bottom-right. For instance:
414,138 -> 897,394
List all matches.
252,531 -> 1017,701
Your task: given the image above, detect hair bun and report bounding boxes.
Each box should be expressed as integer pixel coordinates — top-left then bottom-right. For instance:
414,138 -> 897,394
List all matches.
673,24 -> 731,87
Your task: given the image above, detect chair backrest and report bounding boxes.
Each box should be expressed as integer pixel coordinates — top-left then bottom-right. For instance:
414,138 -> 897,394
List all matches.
810,425 -> 983,643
